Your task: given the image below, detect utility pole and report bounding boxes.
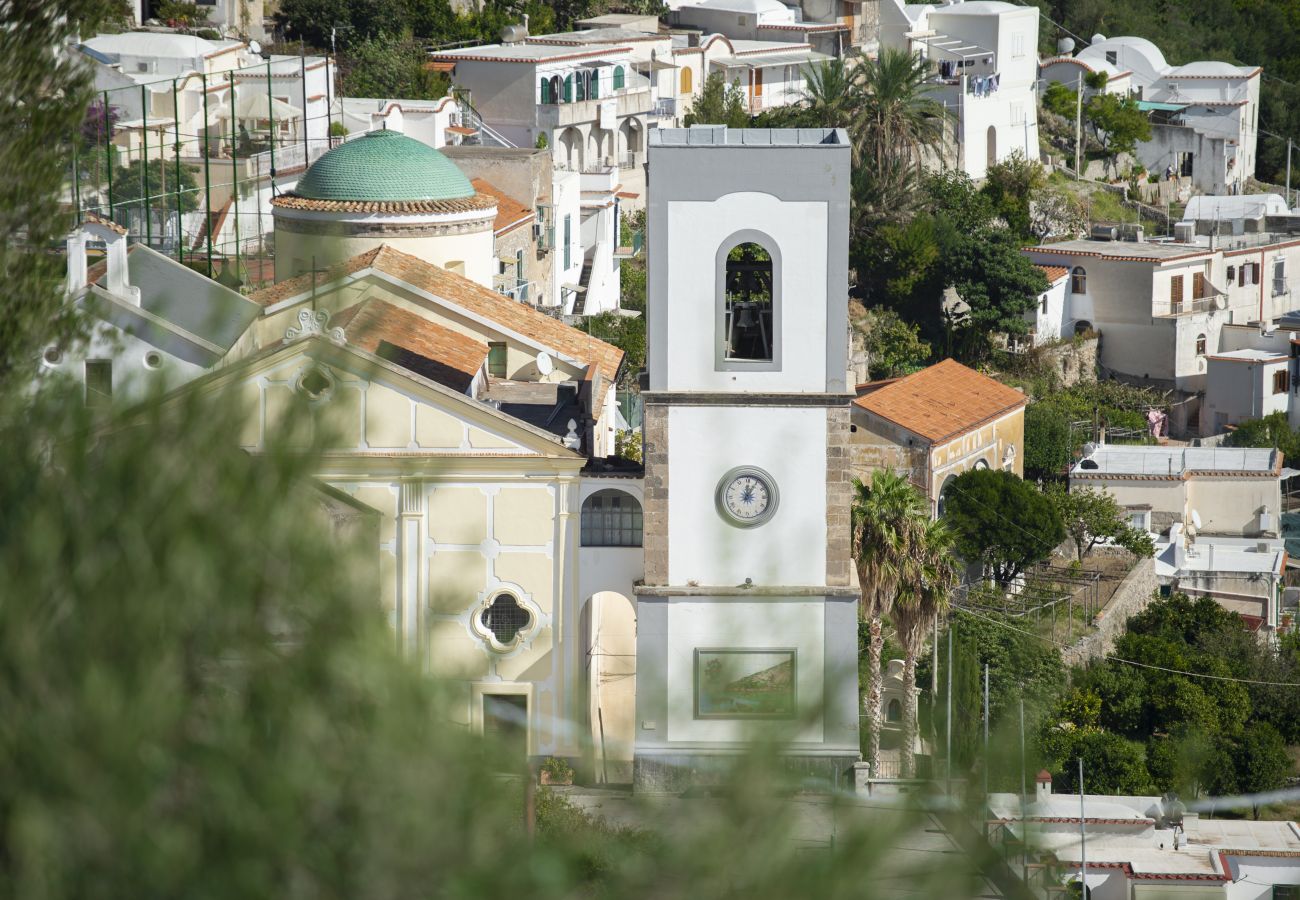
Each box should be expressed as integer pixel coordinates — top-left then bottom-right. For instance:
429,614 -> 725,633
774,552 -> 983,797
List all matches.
1079,757 -> 1088,896
1074,73 -> 1084,179
982,663 -> 990,798
1288,138 -> 1293,209
946,626 -> 953,796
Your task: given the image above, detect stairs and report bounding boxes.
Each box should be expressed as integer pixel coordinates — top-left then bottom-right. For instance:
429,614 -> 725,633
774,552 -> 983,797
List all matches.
575,258 -> 594,315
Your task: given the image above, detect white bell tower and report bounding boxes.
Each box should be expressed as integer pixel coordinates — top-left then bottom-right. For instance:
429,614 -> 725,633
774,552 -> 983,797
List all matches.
634,126 -> 859,791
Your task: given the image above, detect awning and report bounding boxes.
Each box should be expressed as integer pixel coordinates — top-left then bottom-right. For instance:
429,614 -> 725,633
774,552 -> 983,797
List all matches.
639,58 -> 678,71
717,50 -> 831,69
1137,100 -> 1188,112
1281,468 -> 1300,479
912,33 -> 992,60
213,92 -> 300,121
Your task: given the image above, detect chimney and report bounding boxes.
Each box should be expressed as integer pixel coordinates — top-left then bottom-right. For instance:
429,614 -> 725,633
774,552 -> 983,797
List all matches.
1035,769 -> 1053,802
66,230 -> 88,294
84,217 -> 140,306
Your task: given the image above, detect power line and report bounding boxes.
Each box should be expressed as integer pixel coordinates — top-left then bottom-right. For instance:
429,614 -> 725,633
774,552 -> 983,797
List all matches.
954,604 -> 1300,687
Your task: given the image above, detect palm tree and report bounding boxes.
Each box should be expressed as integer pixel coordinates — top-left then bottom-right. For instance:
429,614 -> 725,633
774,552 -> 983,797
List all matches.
891,517 -> 958,779
856,47 -> 946,181
796,57 -> 866,150
851,468 -> 930,776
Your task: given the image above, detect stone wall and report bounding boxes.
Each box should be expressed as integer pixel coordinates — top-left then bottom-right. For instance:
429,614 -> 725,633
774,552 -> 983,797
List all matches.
1037,336 -> 1098,388
641,402 -> 668,585
1061,557 -> 1158,667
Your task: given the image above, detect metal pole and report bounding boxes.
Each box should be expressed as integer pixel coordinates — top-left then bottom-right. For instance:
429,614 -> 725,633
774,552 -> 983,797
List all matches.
983,663 -> 990,798
1019,699 -> 1027,813
1288,139 -> 1293,209
141,84 -> 151,247
201,71 -> 213,277
172,79 -> 182,262
1079,757 -> 1088,896
72,139 -> 81,224
946,625 -> 953,795
229,72 -> 241,286
301,43 -> 310,162
104,90 -> 113,221
1075,73 -> 1083,179
266,59 -> 276,178
324,42 -> 333,140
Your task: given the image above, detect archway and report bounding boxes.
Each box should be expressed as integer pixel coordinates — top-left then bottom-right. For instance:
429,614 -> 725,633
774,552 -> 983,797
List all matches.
583,591 -> 637,783
559,126 -> 584,171
618,118 -> 642,168
986,125 -> 997,169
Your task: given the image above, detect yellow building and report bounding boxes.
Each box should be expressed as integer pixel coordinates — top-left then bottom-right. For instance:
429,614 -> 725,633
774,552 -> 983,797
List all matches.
850,359 -> 1028,515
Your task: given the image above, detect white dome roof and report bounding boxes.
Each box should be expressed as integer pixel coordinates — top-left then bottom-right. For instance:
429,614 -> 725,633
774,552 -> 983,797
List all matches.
1079,36 -> 1170,73
1027,797 -> 1147,821
696,0 -> 793,14
1171,60 -> 1247,77
933,0 -> 1021,14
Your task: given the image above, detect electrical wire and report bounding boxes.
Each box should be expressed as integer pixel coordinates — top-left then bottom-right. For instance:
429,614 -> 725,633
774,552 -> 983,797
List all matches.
953,604 -> 1300,687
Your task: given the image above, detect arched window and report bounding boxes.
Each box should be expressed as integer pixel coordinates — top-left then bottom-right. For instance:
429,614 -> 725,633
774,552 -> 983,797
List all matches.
581,489 -> 643,547
681,66 -> 693,95
563,73 -> 573,103
613,66 -> 625,90
886,699 -> 902,722
549,75 -> 561,104
539,77 -> 551,104
590,69 -> 600,99
1196,333 -> 1207,356
480,593 -> 531,647
1071,266 -> 1087,294
721,240 -> 775,362
576,71 -> 588,102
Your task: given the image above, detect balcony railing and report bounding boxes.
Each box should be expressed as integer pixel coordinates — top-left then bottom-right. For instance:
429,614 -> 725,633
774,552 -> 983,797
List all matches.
1162,296 -> 1215,316
618,153 -> 637,170
651,97 -> 676,119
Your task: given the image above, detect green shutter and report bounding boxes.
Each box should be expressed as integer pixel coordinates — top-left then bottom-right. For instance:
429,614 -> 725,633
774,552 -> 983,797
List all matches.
591,71 -> 599,99
564,215 -> 571,271
488,342 -> 507,378
613,66 -> 624,90
540,77 -> 550,104
563,74 -> 572,103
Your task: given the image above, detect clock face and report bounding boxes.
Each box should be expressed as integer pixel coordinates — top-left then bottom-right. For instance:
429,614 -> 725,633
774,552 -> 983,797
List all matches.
716,466 -> 779,527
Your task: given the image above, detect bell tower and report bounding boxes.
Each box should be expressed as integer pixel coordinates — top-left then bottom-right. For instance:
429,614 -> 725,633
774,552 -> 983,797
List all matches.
633,127 -> 859,791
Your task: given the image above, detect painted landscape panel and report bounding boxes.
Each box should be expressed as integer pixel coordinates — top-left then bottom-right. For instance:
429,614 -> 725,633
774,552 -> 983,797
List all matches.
694,649 -> 796,719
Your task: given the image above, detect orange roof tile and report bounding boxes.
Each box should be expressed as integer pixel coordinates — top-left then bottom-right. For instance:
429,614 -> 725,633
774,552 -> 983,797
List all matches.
853,359 -> 1026,444
83,210 -> 128,235
253,245 -> 624,382
470,177 -> 535,236
270,191 -> 497,215
331,297 -> 487,392
1036,264 -> 1069,283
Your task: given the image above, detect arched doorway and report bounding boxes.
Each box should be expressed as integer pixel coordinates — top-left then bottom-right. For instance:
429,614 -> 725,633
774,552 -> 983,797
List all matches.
559,126 -> 584,171
986,125 -> 997,169
618,118 -> 641,168
583,590 -> 637,783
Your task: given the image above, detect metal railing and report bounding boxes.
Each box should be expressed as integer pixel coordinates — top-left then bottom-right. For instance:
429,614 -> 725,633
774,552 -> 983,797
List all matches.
618,153 -> 636,170
1163,296 -> 1214,316
651,97 -> 676,118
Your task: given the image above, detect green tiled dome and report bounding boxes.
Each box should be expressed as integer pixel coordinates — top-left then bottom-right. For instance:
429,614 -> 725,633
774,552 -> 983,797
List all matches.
294,130 -> 475,203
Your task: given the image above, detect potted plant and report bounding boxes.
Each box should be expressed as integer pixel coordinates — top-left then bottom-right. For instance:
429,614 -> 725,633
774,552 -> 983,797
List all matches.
539,756 -> 574,786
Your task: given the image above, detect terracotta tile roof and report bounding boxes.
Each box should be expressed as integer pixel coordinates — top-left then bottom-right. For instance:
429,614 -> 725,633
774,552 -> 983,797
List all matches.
1036,264 -> 1070,283
330,297 -> 487,393
853,359 -> 1027,444
83,210 -> 128,235
270,190 -> 497,215
470,177 -> 534,236
253,245 -> 624,382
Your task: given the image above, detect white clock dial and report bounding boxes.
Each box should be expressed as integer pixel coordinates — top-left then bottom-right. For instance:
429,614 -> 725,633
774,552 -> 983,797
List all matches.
716,466 -> 779,527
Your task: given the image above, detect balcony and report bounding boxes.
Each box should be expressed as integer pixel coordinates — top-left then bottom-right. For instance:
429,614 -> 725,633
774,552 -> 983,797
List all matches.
650,97 -> 676,119
1160,297 -> 1215,316
537,86 -> 652,130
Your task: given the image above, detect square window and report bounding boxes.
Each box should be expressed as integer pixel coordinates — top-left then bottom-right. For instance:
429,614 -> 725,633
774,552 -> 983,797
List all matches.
85,359 -> 112,407
487,342 -> 507,379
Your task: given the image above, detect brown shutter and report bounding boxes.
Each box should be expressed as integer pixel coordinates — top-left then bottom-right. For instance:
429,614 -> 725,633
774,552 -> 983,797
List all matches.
1171,274 -> 1184,311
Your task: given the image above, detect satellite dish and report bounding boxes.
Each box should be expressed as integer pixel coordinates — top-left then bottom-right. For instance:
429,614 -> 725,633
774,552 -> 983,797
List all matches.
249,40 -> 262,56
1191,509 -> 1203,530
1057,37 -> 1076,55
1091,33 -> 1106,44
535,351 -> 554,377
1214,294 -> 1228,310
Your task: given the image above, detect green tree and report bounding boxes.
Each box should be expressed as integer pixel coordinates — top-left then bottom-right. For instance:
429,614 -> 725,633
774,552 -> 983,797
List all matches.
980,151 -> 1045,241
892,517 -> 958,777
1237,722 -> 1291,818
853,469 -> 931,775
1225,411 -> 1300,459
942,468 -> 1064,585
1085,93 -> 1152,176
1047,485 -> 1155,562
111,160 -> 201,214
683,72 -> 750,128
857,47 -> 945,183
1023,403 -> 1071,482
793,57 -> 864,149
1040,728 -> 1157,795
155,0 -> 210,26
1042,81 -> 1077,119
340,31 -> 451,101
582,312 -> 644,387
850,304 -> 931,379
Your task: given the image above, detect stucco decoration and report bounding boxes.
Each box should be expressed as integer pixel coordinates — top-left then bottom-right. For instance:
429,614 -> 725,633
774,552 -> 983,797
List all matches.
283,308 -> 346,346
469,583 -> 543,654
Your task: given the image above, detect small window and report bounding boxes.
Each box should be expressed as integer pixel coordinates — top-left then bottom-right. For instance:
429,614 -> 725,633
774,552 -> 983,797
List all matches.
142,350 -> 163,370
297,366 -> 334,401
1171,274 -> 1185,312
1070,266 -> 1087,294
1196,333 -> 1207,356
581,489 -> 643,547
42,346 -> 62,366
1012,33 -> 1025,58
85,359 -> 112,407
590,69 -> 600,99
886,699 -> 902,722
1227,265 -> 1236,282
1275,369 -> 1290,395
480,593 -> 531,646
723,242 -> 774,362
613,66 -> 625,91
1106,50 -> 1118,65
563,215 -> 572,271
681,67 -> 693,95
540,77 -> 552,104
488,342 -> 507,379
1192,271 -> 1207,301
563,73 -> 573,103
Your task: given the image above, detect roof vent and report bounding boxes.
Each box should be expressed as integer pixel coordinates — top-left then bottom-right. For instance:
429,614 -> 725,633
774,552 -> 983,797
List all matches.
501,21 -> 528,43
1057,37 -> 1075,55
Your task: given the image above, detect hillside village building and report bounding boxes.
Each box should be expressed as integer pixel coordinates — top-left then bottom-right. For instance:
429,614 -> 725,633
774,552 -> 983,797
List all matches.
878,0 -> 1041,180
1040,35 -> 1261,194
851,360 -> 1027,516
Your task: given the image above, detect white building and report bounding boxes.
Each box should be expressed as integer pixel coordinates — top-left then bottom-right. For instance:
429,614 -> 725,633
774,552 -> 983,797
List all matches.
126,0 -> 266,38
1156,523 -> 1288,629
879,0 -> 1041,180
1069,444 -> 1283,538
635,126 -> 859,791
1023,263 -> 1071,345
1043,35 -> 1262,194
989,778 -> 1300,899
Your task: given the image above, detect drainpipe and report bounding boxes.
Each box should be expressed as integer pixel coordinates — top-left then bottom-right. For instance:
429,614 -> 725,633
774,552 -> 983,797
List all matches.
1260,248 -> 1267,322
